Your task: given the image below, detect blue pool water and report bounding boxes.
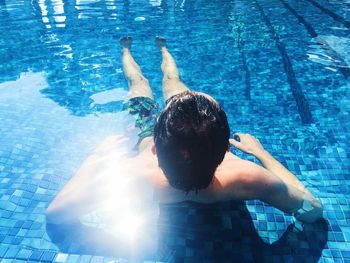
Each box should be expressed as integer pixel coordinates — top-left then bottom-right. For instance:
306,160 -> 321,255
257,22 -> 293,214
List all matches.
0,0 -> 350,262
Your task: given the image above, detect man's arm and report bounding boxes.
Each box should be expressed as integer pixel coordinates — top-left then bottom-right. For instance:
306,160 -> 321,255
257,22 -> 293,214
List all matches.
230,133 -> 323,223
46,136 -> 130,224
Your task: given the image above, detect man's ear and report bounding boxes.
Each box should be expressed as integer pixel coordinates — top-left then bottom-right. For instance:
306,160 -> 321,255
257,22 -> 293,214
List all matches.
227,143 -> 231,152
151,144 -> 156,155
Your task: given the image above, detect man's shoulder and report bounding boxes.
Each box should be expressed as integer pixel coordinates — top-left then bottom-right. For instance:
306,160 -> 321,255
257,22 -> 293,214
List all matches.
217,152 -> 264,177
213,153 -> 268,200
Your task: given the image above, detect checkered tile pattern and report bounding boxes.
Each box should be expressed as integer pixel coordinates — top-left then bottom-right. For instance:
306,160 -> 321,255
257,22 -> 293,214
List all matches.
0,0 -> 349,262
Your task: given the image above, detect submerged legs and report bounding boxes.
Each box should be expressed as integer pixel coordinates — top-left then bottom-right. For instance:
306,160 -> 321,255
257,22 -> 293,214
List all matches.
121,36 -> 190,102
121,36 -> 154,99
156,37 -> 190,102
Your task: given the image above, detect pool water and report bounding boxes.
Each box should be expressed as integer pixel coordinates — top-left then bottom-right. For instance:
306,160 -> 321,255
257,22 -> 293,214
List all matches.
0,0 -> 349,262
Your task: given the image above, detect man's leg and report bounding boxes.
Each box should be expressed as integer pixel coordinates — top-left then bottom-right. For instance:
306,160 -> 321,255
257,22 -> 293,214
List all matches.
156,37 -> 189,102
121,36 -> 154,99
121,37 -> 157,152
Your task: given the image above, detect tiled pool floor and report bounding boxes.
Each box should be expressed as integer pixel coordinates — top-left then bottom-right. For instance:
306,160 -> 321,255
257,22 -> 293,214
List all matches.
1,0 -> 350,262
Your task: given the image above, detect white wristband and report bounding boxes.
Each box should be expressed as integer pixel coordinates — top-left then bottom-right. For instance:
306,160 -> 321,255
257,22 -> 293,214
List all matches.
292,197 -> 314,220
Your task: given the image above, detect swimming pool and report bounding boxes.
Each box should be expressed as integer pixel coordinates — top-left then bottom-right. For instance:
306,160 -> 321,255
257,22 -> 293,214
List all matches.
0,0 -> 349,261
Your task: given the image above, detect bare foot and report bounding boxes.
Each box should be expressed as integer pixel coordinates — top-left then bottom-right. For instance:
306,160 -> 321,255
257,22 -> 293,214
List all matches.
120,36 -> 132,49
155,36 -> 167,48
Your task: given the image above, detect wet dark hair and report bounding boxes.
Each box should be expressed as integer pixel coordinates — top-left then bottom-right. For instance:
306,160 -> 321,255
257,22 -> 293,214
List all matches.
154,91 -> 230,192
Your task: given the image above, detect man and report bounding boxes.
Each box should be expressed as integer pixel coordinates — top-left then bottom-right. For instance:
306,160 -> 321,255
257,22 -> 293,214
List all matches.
46,36 -> 323,225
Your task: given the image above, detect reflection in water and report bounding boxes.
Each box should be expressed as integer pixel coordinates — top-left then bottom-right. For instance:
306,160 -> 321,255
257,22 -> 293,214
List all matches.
74,146 -> 160,260
38,0 -> 50,27
307,35 -> 350,71
28,0 -> 126,116
149,0 -> 162,8
1,0 -> 242,116
0,71 -> 141,254
89,87 -> 128,105
105,0 -> 117,20
1,0 -> 348,260
38,0 -> 66,28
52,0 -> 66,27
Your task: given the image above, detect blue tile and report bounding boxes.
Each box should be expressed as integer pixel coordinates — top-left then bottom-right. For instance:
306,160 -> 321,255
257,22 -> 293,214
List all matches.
16,249 -> 32,260
4,248 -> 19,259
22,220 -> 33,229
41,251 -> 57,262
53,253 -> 69,262
0,245 -> 8,257
8,228 -> 20,236
14,221 -> 24,228
0,1 -> 349,262
66,255 -> 80,263
342,250 -> 350,259
343,231 -> 350,243
334,232 -> 345,242
78,255 -> 92,263
90,256 -> 104,263
29,250 -> 43,261
331,249 -> 342,258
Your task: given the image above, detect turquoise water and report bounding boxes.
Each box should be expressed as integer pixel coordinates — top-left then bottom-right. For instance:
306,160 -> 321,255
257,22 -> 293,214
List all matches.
0,0 -> 349,262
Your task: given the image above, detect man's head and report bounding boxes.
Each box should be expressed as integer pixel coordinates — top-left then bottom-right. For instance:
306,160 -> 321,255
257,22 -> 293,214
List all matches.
153,91 -> 230,192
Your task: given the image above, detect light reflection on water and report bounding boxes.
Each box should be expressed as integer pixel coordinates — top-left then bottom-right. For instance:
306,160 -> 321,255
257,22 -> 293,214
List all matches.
79,142 -> 160,258
307,35 -> 350,70
0,71 -> 159,258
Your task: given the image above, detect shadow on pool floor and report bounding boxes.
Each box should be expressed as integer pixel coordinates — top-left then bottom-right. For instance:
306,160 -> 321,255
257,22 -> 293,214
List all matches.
46,201 -> 328,262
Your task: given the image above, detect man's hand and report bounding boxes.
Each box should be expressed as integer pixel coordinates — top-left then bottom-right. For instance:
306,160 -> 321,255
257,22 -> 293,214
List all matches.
230,133 -> 323,223
230,133 -> 264,156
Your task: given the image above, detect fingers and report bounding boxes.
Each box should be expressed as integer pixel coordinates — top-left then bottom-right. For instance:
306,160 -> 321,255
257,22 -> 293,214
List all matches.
233,133 -> 256,140
230,133 -> 244,146
229,138 -> 243,150
229,138 -> 239,146
229,133 -> 255,147
233,133 -> 244,142
230,133 -> 263,155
